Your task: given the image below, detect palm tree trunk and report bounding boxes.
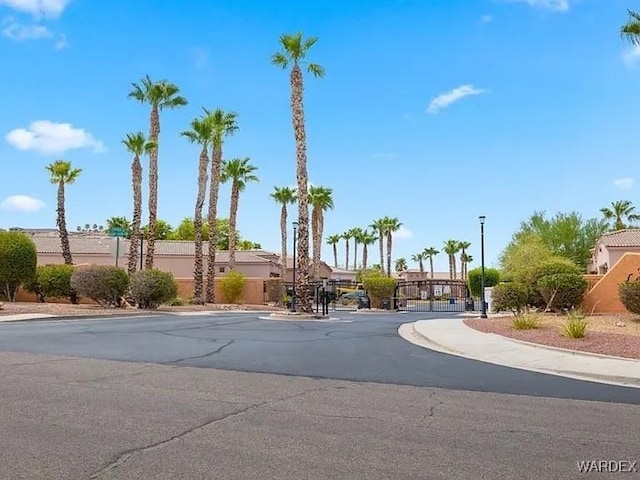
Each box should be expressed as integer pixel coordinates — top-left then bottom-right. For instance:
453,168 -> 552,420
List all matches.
378,235 -> 384,274
386,233 -> 393,276
57,180 -> 73,265
280,204 -> 288,281
127,155 -> 143,275
345,240 -> 349,270
228,180 -> 240,270
419,261 -> 424,277
290,65 -> 312,313
332,244 -> 337,268
145,105 -> 160,269
192,147 -> 209,301
363,244 -> 368,269
353,242 -> 359,270
206,143 -> 223,303
311,207 -> 319,279
429,257 -> 434,279
452,257 -> 457,279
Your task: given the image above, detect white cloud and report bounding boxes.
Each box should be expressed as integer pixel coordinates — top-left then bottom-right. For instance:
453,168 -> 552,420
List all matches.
622,45 -> 640,68
53,32 -> 66,49
371,153 -> 397,160
505,0 -> 573,11
613,177 -> 634,189
427,84 -> 486,114
6,120 -> 106,154
480,14 -> 493,23
394,226 -> 413,239
0,0 -> 71,18
1,194 -> 45,212
1,16 -> 51,41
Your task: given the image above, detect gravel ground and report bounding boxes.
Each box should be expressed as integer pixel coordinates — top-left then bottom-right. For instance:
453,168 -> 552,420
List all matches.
465,315 -> 640,360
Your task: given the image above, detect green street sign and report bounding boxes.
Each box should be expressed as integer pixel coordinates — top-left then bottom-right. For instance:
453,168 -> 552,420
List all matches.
109,227 -> 127,238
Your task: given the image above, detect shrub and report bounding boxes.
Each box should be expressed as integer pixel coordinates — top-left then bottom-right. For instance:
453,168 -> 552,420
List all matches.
0,232 -> 37,302
27,264 -> 78,303
537,273 -> 588,312
618,280 -> 640,315
70,265 -> 130,307
492,282 -> 528,314
130,269 -> 177,309
511,313 -> 541,330
356,267 -> 383,283
467,267 -> 501,297
561,310 -> 588,338
529,257 -> 581,308
220,270 -> 247,304
362,272 -> 397,309
166,296 -> 189,306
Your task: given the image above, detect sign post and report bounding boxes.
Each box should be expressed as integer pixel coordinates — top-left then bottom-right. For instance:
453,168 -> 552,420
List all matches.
108,227 -> 127,268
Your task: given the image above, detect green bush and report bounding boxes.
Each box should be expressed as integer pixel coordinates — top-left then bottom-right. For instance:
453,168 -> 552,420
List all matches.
467,267 -> 501,297
362,272 -> 397,309
529,257 -> 581,308
220,270 -> 247,304
537,273 -> 588,312
492,282 -> 529,314
356,267 -> 383,283
0,232 -> 37,302
618,280 -> 640,315
130,269 -> 177,309
70,265 -> 130,307
26,264 -> 78,303
561,310 -> 588,338
511,313 -> 541,330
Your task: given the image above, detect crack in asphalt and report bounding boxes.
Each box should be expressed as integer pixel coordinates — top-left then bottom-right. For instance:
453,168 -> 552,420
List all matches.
87,385 -> 345,479
166,340 -> 236,364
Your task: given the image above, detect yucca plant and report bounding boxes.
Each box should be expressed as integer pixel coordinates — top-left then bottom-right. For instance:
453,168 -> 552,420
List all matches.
511,313 -> 541,330
561,310 -> 588,339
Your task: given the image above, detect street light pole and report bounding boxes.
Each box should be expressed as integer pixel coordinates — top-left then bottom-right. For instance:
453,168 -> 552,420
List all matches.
140,236 -> 144,271
386,253 -> 391,278
292,221 -> 298,312
479,215 -> 487,319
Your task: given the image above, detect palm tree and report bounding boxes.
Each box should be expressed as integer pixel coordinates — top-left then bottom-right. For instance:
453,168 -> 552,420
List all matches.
349,227 -> 364,270
424,247 -> 439,279
458,241 -> 471,280
271,32 -> 324,313
621,10 -> 640,45
46,160 -> 81,265
443,240 -> 461,279
220,158 -> 259,270
342,230 -> 352,270
205,108 -> 238,303
382,217 -> 402,277
462,253 -> 473,274
326,234 -> 341,268
412,252 -> 426,277
271,186 -> 297,281
128,75 -> 187,269
180,115 -> 214,301
370,218 -> 387,274
309,186 -> 334,278
359,230 -> 377,269
600,200 -> 640,231
121,133 -> 154,276
395,257 -> 407,273
106,216 -> 131,237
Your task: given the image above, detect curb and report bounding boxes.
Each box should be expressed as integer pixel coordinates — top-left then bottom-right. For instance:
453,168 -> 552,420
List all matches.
0,312 -> 170,323
409,323 -> 465,356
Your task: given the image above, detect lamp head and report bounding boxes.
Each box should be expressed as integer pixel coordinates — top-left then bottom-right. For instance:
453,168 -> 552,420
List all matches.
292,221 -> 298,228
479,215 -> 486,225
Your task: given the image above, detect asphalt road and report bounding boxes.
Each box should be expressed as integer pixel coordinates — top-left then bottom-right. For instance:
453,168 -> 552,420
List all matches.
0,311 -> 638,404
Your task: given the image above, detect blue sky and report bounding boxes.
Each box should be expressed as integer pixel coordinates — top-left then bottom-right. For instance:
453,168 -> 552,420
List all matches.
1,0 -> 639,273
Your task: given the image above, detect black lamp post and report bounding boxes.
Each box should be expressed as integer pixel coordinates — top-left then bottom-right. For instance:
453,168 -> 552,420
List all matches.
140,236 -> 144,270
479,215 -> 487,318
386,252 -> 391,278
291,221 -> 298,312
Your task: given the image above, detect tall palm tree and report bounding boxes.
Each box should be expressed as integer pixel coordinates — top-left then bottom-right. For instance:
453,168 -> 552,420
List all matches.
271,186 -> 297,280
205,108 -> 239,303
424,247 -> 439,279
443,240 -> 461,279
458,241 -> 471,280
349,227 -> 364,270
271,32 -> 324,313
46,160 -> 81,265
370,218 -> 387,274
412,252 -> 426,277
309,186 -> 334,278
621,10 -> 640,45
359,230 -> 377,270
600,200 -> 640,231
382,217 -> 402,277
395,257 -> 407,273
128,75 -> 187,269
326,234 -> 341,268
180,115 -> 214,301
106,216 -> 131,237
121,133 -> 154,276
220,158 -> 259,270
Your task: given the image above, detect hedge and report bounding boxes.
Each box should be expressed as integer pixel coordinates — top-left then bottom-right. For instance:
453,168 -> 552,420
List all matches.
70,265 -> 130,307
528,258 -> 581,308
220,270 -> 247,304
467,267 -> 501,297
25,264 -> 78,304
0,232 -> 37,302
492,282 -> 528,315
362,271 -> 397,309
130,269 -> 177,309
537,273 -> 588,312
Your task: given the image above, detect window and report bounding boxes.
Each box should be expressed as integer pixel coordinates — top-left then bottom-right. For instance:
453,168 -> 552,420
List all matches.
219,267 -> 225,273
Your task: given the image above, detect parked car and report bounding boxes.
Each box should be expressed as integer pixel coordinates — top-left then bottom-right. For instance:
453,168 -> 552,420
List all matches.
340,290 -> 368,300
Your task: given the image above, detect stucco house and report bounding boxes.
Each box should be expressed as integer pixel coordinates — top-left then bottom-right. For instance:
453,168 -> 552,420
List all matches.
284,256 -> 333,283
588,229 -> 640,274
396,270 -> 459,281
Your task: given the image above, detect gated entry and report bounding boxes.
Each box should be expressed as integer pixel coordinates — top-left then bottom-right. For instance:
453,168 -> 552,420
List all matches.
395,279 -> 470,312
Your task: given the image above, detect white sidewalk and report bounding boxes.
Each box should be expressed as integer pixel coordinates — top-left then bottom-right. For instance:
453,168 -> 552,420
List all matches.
398,319 -> 640,389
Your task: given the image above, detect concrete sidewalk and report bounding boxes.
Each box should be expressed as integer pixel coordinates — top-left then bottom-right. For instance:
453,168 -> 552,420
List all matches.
398,319 -> 640,389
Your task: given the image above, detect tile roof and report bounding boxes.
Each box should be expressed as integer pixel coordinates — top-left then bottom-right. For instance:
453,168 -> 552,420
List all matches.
598,229 -> 640,247
32,236 -> 277,263
284,256 -> 331,269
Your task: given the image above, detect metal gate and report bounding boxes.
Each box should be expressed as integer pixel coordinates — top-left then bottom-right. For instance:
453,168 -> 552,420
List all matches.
395,279 -> 469,312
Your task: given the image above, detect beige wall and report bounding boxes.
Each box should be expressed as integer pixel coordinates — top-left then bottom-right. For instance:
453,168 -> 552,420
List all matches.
175,278 -> 266,304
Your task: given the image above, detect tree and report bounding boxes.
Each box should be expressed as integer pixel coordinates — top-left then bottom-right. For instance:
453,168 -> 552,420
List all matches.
122,132 -> 154,276
382,217 -> 402,277
309,186 -> 334,278
271,186 -> 297,280
395,257 -> 407,273
181,114 -> 214,301
220,158 -> 259,270
342,230 -> 352,270
0,232 -> 37,302
141,220 -> 173,240
423,247 -> 439,279
77,224 -> 104,234
458,241 -> 471,280
499,232 -> 555,285
621,10 -> 640,45
46,160 -> 81,265
600,200 -> 640,231
271,31 -> 324,313
370,218 -> 387,274
326,234 -> 341,268
359,230 -> 377,270
412,252 -> 425,277
171,217 -> 250,249
128,75 -> 187,269
205,108 -> 239,303
443,240 -> 460,279
105,216 -> 131,238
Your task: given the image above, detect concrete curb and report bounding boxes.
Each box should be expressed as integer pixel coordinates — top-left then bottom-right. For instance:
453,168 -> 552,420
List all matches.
399,321 -> 640,389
